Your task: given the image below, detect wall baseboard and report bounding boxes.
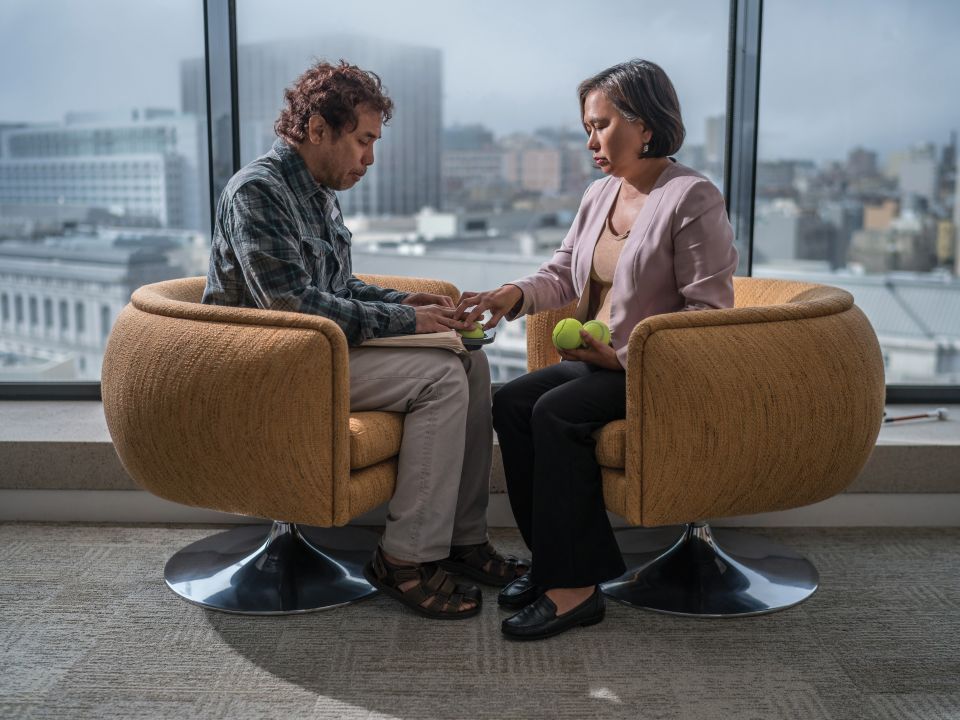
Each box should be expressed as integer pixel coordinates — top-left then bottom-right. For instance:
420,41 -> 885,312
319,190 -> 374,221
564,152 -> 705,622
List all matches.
1,490 -> 958,527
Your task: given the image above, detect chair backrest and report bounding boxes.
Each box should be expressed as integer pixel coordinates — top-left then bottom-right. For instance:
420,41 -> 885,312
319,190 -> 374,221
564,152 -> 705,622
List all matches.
356,274 -> 460,306
101,277 -> 352,526
624,278 -> 884,525
523,278 -> 885,525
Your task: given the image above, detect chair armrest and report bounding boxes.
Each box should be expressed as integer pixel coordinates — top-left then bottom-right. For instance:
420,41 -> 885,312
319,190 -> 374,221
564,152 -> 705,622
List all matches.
356,274 -> 460,305
622,302 -> 884,526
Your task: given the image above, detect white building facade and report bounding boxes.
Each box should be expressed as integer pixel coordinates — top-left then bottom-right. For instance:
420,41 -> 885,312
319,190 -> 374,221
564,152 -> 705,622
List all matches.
0,229 -> 201,380
0,110 -> 208,232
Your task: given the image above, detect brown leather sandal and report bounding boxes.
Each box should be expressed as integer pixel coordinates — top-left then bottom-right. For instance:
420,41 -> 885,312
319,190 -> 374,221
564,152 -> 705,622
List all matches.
363,547 -> 482,620
438,541 -> 530,587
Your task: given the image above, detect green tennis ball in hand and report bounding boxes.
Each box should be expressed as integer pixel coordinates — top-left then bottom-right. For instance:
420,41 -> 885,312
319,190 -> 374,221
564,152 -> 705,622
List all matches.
458,322 -> 485,339
552,318 -> 584,350
582,320 -> 611,345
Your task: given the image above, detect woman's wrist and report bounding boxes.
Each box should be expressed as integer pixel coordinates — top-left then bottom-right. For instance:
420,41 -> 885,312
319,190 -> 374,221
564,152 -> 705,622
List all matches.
500,284 -> 524,315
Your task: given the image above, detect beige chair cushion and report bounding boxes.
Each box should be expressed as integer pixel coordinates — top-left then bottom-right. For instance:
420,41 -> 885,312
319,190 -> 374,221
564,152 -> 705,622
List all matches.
595,420 -> 627,468
349,412 -> 403,470
601,468 -> 628,520
349,459 -> 399,519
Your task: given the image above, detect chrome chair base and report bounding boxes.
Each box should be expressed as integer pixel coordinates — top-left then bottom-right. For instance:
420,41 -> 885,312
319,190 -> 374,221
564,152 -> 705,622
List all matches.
601,524 -> 819,617
164,522 -> 380,615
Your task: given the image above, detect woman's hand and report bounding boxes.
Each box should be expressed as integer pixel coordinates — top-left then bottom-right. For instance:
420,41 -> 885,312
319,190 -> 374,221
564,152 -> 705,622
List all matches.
402,292 -> 454,308
558,329 -> 623,371
455,284 -> 523,330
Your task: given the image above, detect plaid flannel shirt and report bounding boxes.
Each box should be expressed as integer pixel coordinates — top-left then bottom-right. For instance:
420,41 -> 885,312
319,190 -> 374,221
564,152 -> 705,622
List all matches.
202,138 -> 416,344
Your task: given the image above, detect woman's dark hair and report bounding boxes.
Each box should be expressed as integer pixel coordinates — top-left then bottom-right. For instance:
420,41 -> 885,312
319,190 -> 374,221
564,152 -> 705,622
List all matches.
274,60 -> 394,143
577,59 -> 685,158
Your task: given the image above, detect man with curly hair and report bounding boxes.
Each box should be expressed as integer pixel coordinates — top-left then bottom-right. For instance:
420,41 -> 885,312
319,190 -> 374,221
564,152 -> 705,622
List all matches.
203,60 -> 525,620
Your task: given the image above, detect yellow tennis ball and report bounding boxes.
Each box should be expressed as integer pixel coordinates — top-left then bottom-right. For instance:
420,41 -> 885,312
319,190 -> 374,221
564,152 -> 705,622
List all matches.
582,320 -> 611,345
458,322 -> 485,339
552,318 -> 584,350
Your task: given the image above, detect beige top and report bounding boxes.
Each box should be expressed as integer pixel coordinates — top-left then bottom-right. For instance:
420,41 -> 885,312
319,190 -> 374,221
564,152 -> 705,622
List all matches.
587,214 -> 629,324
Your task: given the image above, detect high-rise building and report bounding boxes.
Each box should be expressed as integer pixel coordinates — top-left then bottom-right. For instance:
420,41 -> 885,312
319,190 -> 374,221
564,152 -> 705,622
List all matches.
0,124 -> 26,158
182,35 -> 442,216
704,114 -> 725,172
0,110 -> 208,232
864,199 -> 899,231
756,160 -> 815,198
850,210 -> 938,273
899,143 -> 938,206
954,150 -> 960,276
847,147 -> 878,177
441,124 -> 504,209
502,147 -> 562,195
753,199 -> 837,266
443,125 -> 495,152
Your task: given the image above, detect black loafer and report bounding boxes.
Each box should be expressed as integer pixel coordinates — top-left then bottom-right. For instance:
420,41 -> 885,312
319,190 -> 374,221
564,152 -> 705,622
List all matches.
497,572 -> 542,609
501,587 -> 605,641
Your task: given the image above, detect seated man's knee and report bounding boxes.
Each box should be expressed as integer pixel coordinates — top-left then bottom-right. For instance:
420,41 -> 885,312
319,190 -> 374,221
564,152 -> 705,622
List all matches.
436,352 -> 469,394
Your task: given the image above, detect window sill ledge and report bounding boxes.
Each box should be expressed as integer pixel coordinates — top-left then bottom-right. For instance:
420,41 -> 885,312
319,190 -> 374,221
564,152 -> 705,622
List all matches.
1,402 -> 957,496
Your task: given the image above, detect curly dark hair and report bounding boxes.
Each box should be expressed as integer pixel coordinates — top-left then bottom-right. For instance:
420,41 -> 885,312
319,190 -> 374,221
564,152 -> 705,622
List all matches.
274,60 -> 394,143
578,59 -> 685,158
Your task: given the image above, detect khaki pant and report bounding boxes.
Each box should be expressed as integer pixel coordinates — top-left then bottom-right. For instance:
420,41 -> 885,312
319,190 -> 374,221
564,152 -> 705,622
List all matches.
348,347 -> 492,563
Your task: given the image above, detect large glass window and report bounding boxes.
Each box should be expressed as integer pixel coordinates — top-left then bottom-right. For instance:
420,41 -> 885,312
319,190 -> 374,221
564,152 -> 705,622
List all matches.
0,0 -> 210,381
235,0 -> 729,381
755,0 -> 960,386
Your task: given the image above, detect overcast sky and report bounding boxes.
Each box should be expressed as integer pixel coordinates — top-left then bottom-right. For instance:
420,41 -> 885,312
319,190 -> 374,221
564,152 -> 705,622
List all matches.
1,0 -> 957,163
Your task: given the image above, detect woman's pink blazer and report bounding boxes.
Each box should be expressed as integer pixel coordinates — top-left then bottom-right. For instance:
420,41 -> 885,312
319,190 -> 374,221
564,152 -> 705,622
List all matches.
509,162 -> 739,368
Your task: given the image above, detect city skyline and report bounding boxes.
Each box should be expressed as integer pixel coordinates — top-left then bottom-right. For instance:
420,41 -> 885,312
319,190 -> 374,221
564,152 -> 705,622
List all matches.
2,0 -> 957,163
1,0 -> 958,384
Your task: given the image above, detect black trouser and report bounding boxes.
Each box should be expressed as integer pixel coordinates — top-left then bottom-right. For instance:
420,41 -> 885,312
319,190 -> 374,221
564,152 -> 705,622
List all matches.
492,361 -> 627,589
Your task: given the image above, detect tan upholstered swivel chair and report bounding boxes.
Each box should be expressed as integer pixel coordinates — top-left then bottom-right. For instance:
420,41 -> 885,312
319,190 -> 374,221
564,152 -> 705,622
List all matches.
524,277 -> 885,616
101,274 -> 459,614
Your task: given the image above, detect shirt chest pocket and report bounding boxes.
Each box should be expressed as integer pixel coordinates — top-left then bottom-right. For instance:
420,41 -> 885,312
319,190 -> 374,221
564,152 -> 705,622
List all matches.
300,234 -> 334,284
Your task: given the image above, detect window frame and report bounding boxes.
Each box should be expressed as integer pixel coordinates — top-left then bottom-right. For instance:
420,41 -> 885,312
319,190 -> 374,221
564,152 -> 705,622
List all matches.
2,0 -> 957,402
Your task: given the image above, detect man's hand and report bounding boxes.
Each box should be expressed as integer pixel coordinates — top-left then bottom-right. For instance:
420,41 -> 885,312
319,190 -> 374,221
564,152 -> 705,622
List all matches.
455,284 -> 523,330
558,329 -> 623,371
414,304 -> 472,334
402,292 -> 454,308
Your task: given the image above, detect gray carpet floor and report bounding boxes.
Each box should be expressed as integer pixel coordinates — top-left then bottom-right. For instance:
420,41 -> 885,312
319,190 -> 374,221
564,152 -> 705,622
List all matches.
0,524 -> 958,720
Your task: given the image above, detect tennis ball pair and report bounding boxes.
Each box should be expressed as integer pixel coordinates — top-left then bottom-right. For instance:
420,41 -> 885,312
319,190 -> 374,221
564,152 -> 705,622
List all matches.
551,319 -> 611,350
458,322 -> 485,339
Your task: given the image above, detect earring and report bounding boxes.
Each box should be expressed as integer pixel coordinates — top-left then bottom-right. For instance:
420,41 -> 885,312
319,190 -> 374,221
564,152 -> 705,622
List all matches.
643,143 -> 650,154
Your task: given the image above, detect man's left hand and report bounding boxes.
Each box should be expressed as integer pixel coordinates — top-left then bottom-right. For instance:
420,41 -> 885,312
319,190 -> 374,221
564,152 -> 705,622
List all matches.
402,292 -> 454,308
558,329 -> 623,371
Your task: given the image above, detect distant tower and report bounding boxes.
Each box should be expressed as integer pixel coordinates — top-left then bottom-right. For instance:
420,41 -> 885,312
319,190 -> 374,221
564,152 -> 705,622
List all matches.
899,143 -> 938,207
183,34 -> 442,216
954,141 -> 960,276
704,115 -> 725,165
847,147 -> 878,177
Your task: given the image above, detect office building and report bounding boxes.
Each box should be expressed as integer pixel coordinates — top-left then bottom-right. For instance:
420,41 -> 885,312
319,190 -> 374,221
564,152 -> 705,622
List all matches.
182,35 -> 442,216
0,110 -> 208,232
899,143 -> 939,206
753,198 -> 837,265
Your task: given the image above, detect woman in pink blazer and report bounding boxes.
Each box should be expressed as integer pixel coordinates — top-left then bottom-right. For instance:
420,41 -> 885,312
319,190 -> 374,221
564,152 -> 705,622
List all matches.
457,60 -> 738,641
